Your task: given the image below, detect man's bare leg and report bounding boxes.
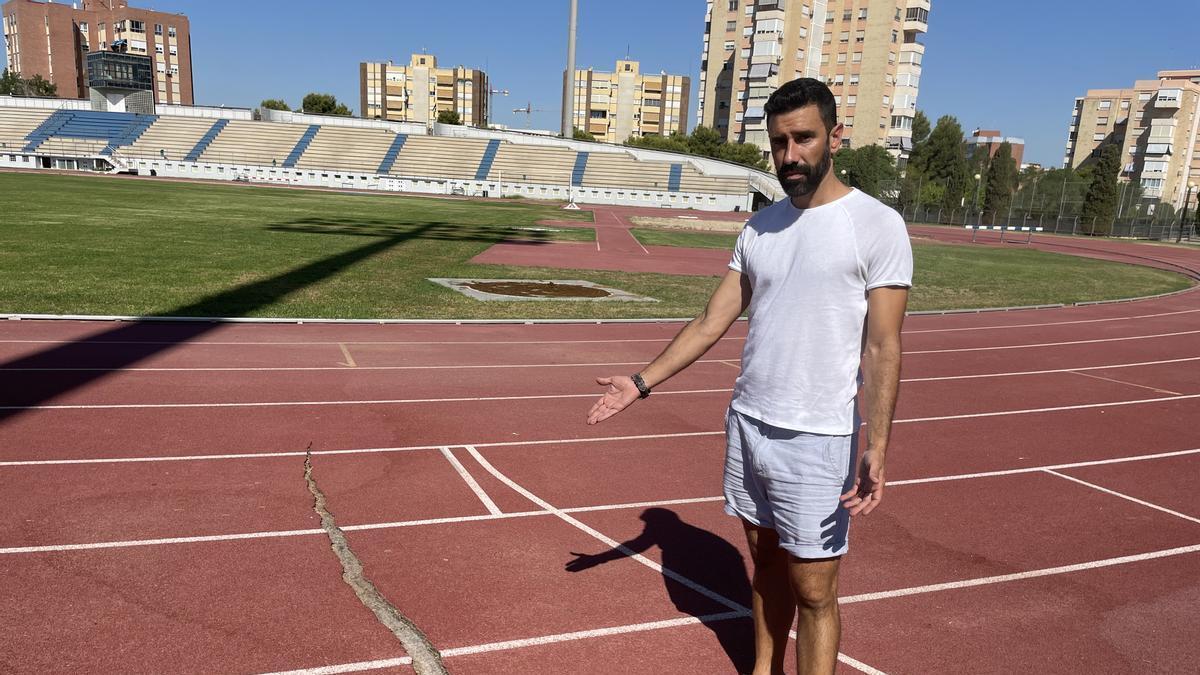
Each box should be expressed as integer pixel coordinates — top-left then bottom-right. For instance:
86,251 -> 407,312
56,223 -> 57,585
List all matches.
789,556 -> 841,675
742,521 -> 794,675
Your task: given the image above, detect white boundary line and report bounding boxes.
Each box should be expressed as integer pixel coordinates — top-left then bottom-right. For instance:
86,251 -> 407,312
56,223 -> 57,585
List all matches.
462,446 -> 750,615
905,328 -> 1200,355
8,448 -> 1197,554
0,327 -> 1195,352
1042,469 -> 1200,525
904,307 -> 1200,334
838,544 -> 1200,605
439,447 -> 502,516
7,390 -> 1200,467
9,358 -> 1200,410
7,353 -> 1200,376
0,387 -> 732,411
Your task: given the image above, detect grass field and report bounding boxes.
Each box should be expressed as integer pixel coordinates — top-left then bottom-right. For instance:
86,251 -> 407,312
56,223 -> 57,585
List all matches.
1,173 -> 1191,319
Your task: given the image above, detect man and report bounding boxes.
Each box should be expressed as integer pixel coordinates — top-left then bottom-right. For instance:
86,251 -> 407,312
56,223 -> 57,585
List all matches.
586,78 -> 911,675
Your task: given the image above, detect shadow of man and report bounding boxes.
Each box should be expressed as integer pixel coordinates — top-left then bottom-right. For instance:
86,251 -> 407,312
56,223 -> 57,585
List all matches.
565,508 -> 755,674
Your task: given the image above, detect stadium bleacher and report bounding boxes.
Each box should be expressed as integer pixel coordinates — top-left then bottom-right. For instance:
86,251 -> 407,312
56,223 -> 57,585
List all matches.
0,101 -> 769,209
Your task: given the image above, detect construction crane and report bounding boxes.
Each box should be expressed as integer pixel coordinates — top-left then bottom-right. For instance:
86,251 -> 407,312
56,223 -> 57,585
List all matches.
512,101 -> 550,129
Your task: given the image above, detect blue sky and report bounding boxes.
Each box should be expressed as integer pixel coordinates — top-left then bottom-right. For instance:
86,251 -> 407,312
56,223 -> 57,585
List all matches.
8,0 -> 1200,166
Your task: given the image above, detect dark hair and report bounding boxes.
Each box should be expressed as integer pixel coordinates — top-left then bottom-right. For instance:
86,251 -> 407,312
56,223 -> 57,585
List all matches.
764,78 -> 837,132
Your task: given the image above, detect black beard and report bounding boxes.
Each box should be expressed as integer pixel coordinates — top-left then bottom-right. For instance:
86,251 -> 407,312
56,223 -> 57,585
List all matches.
776,146 -> 832,198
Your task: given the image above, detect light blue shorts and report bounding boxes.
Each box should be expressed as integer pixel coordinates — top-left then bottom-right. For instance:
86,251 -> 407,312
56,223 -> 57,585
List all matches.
722,407 -> 857,559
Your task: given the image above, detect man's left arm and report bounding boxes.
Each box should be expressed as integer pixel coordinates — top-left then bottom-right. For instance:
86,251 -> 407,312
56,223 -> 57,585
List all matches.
841,285 -> 908,516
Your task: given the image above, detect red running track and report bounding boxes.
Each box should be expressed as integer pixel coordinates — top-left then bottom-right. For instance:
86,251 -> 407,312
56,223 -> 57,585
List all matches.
1,227 -> 1199,674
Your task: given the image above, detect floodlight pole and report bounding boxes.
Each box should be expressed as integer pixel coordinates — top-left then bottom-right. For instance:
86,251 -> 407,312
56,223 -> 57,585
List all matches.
561,0 -> 578,137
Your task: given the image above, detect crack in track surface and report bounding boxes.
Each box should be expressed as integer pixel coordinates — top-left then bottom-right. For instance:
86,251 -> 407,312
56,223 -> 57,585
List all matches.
304,447 -> 447,675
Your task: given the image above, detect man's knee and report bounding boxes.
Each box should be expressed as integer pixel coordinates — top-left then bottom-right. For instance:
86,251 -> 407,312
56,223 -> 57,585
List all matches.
789,557 -> 840,611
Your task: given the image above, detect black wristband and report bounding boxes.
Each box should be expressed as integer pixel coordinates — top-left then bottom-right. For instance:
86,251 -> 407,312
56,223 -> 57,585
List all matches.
631,373 -> 651,399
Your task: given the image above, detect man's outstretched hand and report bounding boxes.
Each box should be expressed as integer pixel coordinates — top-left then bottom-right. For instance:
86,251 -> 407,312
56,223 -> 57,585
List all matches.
586,375 -> 641,425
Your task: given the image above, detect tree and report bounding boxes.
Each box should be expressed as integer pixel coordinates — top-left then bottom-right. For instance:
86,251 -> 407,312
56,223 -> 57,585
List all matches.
0,68 -> 57,97
571,127 -> 596,141
260,99 -> 290,111
921,115 -> 971,210
910,110 -> 931,148
1080,144 -> 1121,234
437,110 -> 462,125
300,92 -> 351,116
834,145 -> 898,198
982,142 -> 1018,217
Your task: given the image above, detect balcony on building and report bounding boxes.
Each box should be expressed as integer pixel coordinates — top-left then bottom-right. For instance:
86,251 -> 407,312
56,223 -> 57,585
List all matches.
1155,88 -> 1182,109
1144,143 -> 1173,155
904,5 -> 929,33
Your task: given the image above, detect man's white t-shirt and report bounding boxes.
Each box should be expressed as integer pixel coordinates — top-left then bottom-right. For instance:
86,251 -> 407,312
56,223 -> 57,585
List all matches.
728,188 -> 913,435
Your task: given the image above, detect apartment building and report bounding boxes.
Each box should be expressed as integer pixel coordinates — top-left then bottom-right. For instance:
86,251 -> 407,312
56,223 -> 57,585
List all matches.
567,59 -> 690,143
1065,69 -> 1200,212
966,129 -> 1025,168
1,0 -> 192,105
697,0 -> 929,160
361,54 -> 489,126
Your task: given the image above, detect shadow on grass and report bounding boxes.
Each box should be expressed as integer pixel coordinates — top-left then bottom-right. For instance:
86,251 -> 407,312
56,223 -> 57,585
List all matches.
0,216 -> 560,424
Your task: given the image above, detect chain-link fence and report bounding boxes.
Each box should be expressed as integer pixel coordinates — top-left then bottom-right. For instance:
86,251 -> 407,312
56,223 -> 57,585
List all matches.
875,178 -> 1198,243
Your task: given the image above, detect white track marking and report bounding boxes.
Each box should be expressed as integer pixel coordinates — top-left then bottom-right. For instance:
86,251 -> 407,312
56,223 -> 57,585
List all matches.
11,362 -> 1200,410
902,356 -> 1200,383
837,653 -> 888,675
336,343 -> 356,368
6,449 -> 1198,554
262,612 -> 747,674
5,355 -> 1198,384
439,447 -> 502,515
888,447 -> 1200,486
0,388 -> 733,410
563,496 -> 725,514
0,336 -> 745,346
262,657 -> 412,675
1042,469 -> 1200,525
904,307 -> 1200,334
838,544 -> 1200,605
438,611 -> 745,658
1066,370 -> 1182,396
0,358 -> 731,372
905,329 -> 1200,355
463,445 -> 751,615
892,392 -> 1200,425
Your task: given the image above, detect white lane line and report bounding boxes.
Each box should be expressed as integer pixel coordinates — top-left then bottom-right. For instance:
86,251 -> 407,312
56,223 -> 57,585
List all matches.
0,388 -> 734,410
463,445 -> 751,615
8,449 -> 1199,554
0,358 -> 735,372
1042,469 -> 1200,525
8,390 -> 1200,468
892,392 -> 1200,425
1066,369 -> 1182,396
0,336 -> 743,346
0,430 -> 727,467
838,544 -> 1200,605
439,447 -> 502,515
903,356 -> 1200,383
905,307 -> 1200,334
437,611 -> 745,658
261,656 -> 412,675
262,613 -> 749,674
12,357 -> 1200,409
837,653 -> 888,675
888,447 -> 1200,487
905,329 -> 1200,355
5,354 -> 1197,383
